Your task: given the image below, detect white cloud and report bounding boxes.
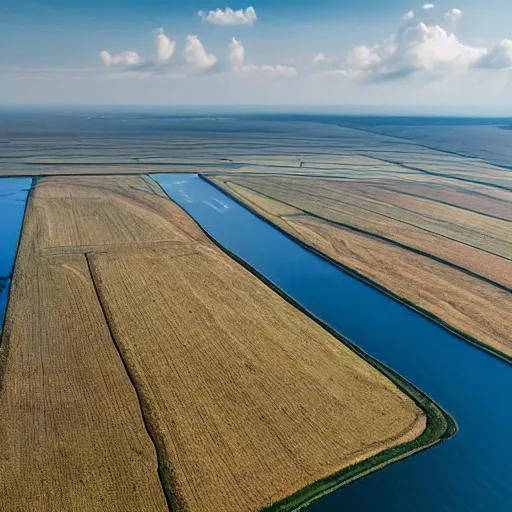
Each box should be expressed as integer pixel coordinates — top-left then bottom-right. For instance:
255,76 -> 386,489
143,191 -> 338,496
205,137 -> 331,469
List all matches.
445,8 -> 462,27
347,45 -> 382,69
185,35 -> 217,69
403,10 -> 415,21
99,50 -> 141,68
155,29 -> 176,64
100,29 -> 176,71
228,37 -> 245,72
313,52 -> 325,64
260,65 -> 297,76
328,13 -> 486,82
225,38 -> 295,76
198,7 -> 257,26
423,4 -> 435,10
475,39 -> 512,70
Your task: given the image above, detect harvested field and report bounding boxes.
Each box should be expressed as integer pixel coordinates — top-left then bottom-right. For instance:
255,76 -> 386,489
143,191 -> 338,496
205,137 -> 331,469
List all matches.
209,174 -> 512,360
88,245 -> 428,511
0,175 -> 449,511
360,180 -> 512,222
217,176 -> 512,261
213,176 -> 512,288
0,191 -> 168,511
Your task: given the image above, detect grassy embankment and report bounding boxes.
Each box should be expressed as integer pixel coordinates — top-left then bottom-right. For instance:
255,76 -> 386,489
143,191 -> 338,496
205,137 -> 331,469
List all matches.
1,175 -> 454,511
206,174 -> 512,364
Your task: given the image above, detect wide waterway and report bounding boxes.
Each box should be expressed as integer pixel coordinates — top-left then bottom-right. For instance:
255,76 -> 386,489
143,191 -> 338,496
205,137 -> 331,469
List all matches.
154,173 -> 512,512
0,178 -> 31,328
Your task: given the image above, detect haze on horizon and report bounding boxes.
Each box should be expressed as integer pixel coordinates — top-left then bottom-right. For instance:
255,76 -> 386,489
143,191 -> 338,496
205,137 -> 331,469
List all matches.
2,0 -> 512,114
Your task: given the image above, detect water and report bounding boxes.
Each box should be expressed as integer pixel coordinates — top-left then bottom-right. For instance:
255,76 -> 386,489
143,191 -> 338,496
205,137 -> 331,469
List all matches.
0,178 -> 31,326
154,173 -> 512,512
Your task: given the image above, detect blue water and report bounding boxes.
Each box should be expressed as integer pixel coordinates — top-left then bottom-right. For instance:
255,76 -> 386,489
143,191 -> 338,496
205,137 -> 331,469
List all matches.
154,173 -> 512,512
0,178 -> 31,326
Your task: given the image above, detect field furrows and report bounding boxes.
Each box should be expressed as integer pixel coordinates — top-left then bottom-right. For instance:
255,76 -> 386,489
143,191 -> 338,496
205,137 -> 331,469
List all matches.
88,246 -> 425,512
215,176 -> 512,289
224,176 -> 512,260
209,175 -> 512,360
0,190 -> 168,511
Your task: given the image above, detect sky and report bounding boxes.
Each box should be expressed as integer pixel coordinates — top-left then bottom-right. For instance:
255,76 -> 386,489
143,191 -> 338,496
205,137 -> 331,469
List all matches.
2,0 -> 512,111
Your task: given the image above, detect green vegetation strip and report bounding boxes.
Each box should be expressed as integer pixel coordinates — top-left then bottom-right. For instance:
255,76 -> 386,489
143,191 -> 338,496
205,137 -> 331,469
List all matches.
203,174 -> 512,367
156,175 -> 458,511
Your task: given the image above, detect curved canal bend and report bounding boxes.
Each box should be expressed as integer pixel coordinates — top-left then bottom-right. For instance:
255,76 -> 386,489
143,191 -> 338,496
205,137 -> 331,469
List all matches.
154,173 -> 512,512
0,178 -> 32,328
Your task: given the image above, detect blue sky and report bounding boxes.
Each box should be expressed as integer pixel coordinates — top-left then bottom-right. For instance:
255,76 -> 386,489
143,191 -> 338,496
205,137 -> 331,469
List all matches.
2,0 -> 512,110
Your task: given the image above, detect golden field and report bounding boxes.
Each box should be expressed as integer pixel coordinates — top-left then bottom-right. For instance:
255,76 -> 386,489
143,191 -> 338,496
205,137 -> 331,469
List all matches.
0,187 -> 168,511
209,174 -> 512,360
0,175 -> 433,511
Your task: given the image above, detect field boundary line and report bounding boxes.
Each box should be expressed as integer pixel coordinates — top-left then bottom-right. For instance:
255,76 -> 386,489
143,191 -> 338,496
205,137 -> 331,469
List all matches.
84,253 -> 173,512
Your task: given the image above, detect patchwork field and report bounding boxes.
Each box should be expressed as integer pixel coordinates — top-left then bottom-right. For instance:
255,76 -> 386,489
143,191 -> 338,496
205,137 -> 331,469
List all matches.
209,174 -> 512,361
0,175 -> 452,511
3,117 -> 512,195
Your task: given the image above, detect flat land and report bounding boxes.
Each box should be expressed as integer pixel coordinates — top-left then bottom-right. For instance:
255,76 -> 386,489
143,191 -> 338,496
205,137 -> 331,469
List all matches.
0,182 -> 169,511
0,175 -> 440,511
209,174 -> 512,361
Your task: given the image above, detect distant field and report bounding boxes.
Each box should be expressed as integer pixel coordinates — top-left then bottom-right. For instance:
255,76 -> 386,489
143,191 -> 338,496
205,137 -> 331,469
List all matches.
2,117 -> 512,195
209,174 -> 512,361
0,175 -> 450,511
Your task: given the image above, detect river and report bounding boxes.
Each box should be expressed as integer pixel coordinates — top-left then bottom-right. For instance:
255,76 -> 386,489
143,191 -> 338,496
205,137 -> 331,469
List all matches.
153,173 -> 512,512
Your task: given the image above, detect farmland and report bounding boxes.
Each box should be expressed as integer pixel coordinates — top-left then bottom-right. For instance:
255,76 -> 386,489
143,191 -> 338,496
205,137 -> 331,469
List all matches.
0,175 -> 451,511
1,113 -> 510,511
208,173 -> 512,361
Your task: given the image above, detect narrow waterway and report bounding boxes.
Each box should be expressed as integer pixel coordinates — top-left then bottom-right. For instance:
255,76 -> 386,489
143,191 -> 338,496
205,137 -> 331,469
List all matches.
154,173 -> 512,512
0,178 -> 31,327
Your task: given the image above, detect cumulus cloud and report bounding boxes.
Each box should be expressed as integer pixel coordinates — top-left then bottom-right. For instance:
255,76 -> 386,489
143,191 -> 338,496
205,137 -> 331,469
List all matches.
155,29 -> 176,63
260,65 -> 297,76
313,52 -> 325,64
99,29 -> 177,71
423,4 -> 435,10
198,7 -> 257,26
347,45 -> 382,69
327,9 -> 489,81
225,38 -> 296,76
445,8 -> 462,27
403,10 -> 415,21
475,39 -> 512,69
185,35 -> 217,69
99,50 -> 141,68
228,37 -> 245,72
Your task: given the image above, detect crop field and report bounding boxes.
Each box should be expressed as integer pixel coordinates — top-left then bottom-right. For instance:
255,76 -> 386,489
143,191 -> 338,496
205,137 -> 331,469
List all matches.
0,175 -> 449,511
209,174 -> 512,361
4,116 -> 512,190
0,183 -> 169,511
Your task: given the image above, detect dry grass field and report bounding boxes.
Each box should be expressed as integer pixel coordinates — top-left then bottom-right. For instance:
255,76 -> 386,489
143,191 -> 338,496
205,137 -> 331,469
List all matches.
209,174 -> 512,360
0,175 -> 444,511
0,186 -> 169,511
